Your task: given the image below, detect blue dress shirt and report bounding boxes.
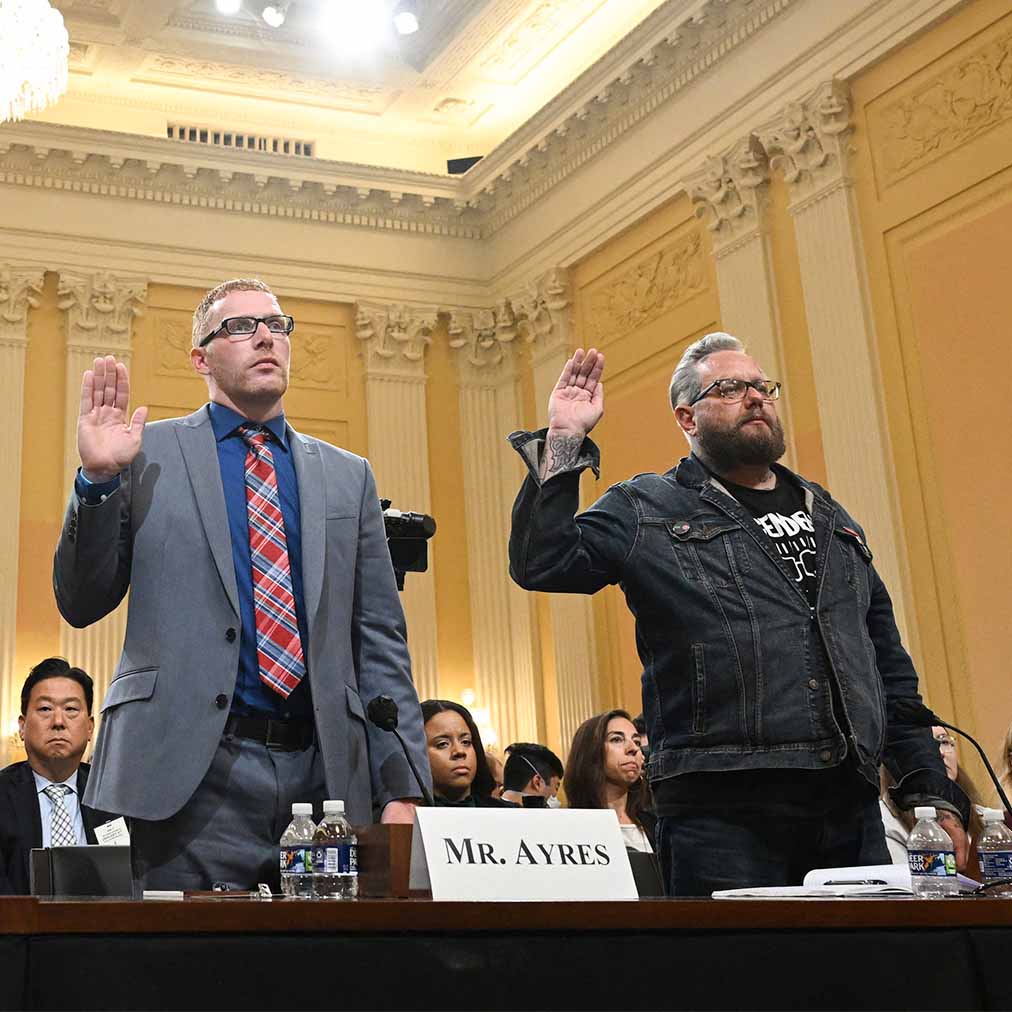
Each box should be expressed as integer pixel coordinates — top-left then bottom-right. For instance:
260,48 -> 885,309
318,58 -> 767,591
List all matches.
76,402 -> 312,720
33,769 -> 86,847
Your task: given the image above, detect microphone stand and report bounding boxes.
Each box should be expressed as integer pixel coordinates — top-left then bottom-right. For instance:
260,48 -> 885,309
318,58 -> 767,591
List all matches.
936,718 -> 1012,817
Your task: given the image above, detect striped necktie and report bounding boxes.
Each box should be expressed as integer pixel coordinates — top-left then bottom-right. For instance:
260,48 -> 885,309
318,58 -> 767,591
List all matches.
240,424 -> 306,698
43,784 -> 77,847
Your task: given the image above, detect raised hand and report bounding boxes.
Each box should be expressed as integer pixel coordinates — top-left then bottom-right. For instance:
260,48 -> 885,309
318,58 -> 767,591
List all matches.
541,348 -> 604,481
78,356 -> 148,483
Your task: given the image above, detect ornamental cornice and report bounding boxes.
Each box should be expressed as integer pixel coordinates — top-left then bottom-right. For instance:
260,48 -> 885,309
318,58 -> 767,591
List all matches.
0,265 -> 45,344
57,270 -> 148,353
0,0 -> 795,241
687,134 -> 770,255
756,80 -> 853,208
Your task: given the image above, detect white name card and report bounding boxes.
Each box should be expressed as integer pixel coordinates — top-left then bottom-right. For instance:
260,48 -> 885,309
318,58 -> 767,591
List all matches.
409,808 -> 637,901
94,817 -> 131,847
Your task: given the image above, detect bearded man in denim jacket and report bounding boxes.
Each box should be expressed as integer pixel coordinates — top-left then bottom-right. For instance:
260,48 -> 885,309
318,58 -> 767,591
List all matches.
508,332 -> 968,896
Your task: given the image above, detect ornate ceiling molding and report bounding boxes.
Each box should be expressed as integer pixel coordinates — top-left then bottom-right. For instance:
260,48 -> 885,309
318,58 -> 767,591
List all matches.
0,0 -> 795,242
687,134 -> 771,257
756,80 -> 853,210
57,270 -> 148,355
0,266 -> 45,348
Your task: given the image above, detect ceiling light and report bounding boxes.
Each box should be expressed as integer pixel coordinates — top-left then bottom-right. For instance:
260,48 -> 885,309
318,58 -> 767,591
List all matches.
216,0 -> 242,13
321,0 -> 389,51
0,0 -> 70,124
392,1 -> 418,35
262,3 -> 288,28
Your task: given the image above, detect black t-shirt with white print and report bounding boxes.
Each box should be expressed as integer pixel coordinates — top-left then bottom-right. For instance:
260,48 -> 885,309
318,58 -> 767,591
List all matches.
720,476 -> 817,606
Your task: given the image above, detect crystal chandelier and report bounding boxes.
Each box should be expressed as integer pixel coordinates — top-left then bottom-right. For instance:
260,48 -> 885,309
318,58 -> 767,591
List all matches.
0,0 -> 69,124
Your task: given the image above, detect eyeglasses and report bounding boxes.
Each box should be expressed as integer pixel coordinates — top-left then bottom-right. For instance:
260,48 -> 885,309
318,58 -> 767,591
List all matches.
689,378 -> 782,406
934,734 -> 957,751
199,315 -> 295,347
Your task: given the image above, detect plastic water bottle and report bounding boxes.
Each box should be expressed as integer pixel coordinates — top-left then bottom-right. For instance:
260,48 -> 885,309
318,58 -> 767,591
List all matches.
312,800 -> 358,900
977,808 -> 1012,895
279,802 -> 316,898
907,806 -> 958,897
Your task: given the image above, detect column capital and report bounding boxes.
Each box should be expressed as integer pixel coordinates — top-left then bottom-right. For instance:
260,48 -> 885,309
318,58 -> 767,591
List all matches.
687,134 -> 770,256
512,266 -> 573,365
447,306 -> 517,384
0,265 -> 45,347
355,301 -> 437,380
57,270 -> 148,355
757,80 -> 853,209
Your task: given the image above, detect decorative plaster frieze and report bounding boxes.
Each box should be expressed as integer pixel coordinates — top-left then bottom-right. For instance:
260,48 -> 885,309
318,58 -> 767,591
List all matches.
687,134 -> 770,255
356,302 -> 438,378
57,271 -> 148,354
584,231 -> 705,347
868,24 -> 1012,186
0,266 -> 44,347
757,80 -> 853,208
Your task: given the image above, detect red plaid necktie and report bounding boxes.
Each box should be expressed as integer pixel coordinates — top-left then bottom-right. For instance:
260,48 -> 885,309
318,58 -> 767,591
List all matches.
240,425 -> 305,697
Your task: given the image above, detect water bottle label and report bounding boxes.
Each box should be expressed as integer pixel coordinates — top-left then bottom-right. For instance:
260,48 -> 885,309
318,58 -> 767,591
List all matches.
908,850 -> 956,877
280,846 -> 312,875
981,851 -> 1012,879
313,843 -> 357,875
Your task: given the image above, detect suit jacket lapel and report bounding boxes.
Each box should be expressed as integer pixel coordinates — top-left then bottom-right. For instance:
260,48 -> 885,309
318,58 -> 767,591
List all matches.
176,409 -> 240,618
289,426 -> 325,644
13,763 -> 42,889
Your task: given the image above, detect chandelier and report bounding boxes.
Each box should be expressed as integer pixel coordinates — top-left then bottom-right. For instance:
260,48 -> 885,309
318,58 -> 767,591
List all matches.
0,0 -> 69,125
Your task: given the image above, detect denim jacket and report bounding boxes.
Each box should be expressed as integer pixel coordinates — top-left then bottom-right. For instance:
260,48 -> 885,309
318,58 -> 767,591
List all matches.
508,430 -> 967,822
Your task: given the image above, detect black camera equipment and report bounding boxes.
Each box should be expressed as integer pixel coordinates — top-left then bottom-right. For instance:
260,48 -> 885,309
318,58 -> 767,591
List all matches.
381,499 -> 436,590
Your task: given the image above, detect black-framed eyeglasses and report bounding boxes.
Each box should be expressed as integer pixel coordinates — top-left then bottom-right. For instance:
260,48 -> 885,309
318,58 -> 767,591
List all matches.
689,377 -> 782,405
199,315 -> 295,347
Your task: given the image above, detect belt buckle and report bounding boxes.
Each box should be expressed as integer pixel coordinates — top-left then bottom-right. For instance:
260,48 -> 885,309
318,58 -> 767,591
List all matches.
264,719 -> 287,751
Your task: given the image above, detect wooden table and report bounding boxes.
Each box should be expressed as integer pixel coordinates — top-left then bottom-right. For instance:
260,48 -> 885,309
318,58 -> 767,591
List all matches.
3,895 -> 1011,1009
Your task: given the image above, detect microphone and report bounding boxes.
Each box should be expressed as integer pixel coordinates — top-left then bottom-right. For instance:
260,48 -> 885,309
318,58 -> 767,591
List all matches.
366,695 -> 433,808
891,698 -> 1012,816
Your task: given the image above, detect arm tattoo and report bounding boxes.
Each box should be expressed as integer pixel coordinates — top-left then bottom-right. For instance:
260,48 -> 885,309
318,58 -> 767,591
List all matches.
544,434 -> 584,479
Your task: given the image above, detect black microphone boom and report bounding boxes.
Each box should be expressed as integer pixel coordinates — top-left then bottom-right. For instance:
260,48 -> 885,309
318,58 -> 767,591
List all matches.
892,697 -> 1012,816
366,695 -> 433,808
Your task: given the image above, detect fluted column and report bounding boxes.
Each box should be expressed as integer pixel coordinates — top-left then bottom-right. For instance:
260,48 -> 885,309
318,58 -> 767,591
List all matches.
451,307 -> 539,749
687,135 -> 795,467
758,81 -> 910,640
0,266 -> 44,753
57,271 -> 148,710
355,302 -> 439,703
520,269 -> 599,750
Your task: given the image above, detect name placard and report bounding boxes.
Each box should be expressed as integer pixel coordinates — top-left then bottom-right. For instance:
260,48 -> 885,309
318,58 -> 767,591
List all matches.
409,808 -> 637,900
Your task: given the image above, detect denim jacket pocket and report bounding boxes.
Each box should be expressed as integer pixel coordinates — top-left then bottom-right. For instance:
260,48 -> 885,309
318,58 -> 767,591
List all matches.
833,526 -> 873,591
666,518 -> 741,585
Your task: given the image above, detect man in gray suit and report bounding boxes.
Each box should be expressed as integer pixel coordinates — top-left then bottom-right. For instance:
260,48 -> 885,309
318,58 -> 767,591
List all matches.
53,278 -> 429,890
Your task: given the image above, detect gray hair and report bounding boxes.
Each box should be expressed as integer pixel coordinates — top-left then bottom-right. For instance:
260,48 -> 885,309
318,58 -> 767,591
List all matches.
668,332 -> 746,409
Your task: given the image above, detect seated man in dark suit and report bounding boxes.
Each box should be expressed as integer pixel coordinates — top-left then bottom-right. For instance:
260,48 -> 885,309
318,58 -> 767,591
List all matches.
0,658 -> 104,894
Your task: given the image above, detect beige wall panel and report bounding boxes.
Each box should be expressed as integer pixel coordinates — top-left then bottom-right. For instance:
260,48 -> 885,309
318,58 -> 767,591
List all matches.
851,0 -> 1012,786
572,197 -> 721,719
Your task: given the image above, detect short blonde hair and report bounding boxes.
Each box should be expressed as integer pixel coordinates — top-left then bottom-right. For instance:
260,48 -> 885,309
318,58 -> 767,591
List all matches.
192,278 -> 277,347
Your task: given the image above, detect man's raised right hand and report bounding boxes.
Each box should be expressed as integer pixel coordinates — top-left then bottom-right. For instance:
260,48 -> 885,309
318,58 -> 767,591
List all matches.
78,355 -> 148,483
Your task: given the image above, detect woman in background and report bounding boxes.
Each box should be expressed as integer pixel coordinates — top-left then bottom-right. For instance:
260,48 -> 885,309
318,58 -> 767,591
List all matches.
564,709 -> 655,852
421,699 -> 511,807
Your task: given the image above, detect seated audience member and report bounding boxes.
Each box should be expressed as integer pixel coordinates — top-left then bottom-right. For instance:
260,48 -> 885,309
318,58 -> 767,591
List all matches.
501,743 -> 564,807
0,658 -> 104,894
1000,723 -> 1012,830
484,747 -> 505,799
421,700 -> 513,808
564,709 -> 656,852
880,726 -> 982,869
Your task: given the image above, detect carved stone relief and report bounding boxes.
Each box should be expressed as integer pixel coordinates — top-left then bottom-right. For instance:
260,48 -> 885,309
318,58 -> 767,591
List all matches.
869,26 -> 1012,186
356,303 -> 437,377
155,316 -> 193,377
289,329 -> 338,389
0,266 -> 44,346
584,232 -> 705,346
57,271 -> 148,353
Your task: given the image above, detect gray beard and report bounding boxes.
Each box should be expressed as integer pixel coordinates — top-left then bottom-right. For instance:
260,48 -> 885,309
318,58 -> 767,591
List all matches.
695,415 -> 787,473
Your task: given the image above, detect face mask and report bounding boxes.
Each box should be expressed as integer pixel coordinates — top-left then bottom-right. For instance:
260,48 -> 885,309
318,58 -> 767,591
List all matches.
546,795 -> 561,809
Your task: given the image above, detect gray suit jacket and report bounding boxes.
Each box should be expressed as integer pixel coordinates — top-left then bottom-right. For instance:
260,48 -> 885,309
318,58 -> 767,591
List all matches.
53,406 -> 430,823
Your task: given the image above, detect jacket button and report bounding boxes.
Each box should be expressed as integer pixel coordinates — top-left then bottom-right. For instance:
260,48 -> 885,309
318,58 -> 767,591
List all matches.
215,694 -> 229,709
819,749 -> 833,762
225,628 -> 236,643
808,678 -> 819,690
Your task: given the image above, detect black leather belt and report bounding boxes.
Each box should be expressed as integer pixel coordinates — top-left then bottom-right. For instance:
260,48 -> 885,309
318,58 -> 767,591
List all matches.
224,714 -> 314,751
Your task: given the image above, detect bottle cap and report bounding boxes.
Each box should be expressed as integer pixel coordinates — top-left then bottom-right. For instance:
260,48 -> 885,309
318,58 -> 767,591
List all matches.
323,799 -> 345,814
982,808 -> 1006,823
914,806 -> 937,820
291,803 -> 313,816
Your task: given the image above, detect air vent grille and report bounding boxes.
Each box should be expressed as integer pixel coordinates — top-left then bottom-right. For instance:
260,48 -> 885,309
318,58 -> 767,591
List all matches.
167,124 -> 314,158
